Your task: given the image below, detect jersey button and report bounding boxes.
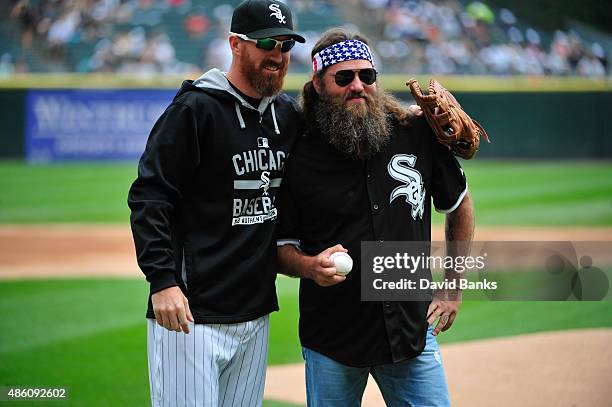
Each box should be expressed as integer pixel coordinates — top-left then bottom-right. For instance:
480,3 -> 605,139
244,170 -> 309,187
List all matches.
373,204 -> 379,210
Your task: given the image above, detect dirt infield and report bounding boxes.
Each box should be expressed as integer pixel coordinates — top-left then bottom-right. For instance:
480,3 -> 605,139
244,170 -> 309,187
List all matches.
1,224 -> 611,279
265,328 -> 612,407
0,224 -> 139,278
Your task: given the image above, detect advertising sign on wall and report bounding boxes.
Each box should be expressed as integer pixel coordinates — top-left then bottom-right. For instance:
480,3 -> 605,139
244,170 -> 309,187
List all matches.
26,89 -> 174,162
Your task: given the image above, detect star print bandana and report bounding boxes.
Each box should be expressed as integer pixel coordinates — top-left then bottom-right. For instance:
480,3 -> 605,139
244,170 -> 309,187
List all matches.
312,40 -> 373,72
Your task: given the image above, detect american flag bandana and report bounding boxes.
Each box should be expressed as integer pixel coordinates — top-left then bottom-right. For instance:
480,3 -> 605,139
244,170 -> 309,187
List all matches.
312,40 -> 373,72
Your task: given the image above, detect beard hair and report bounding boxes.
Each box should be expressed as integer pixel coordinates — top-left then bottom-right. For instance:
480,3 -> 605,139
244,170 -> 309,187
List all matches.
314,85 -> 391,159
238,48 -> 287,96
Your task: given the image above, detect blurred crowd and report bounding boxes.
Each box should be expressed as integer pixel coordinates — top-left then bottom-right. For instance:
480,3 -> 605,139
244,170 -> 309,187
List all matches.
7,0 -> 214,74
359,0 -> 608,76
3,0 -> 338,75
2,0 -> 610,77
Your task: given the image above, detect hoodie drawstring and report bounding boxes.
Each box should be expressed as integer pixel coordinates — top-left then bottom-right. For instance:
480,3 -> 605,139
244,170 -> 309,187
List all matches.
271,102 -> 280,135
234,102 -> 246,129
235,100 -> 280,134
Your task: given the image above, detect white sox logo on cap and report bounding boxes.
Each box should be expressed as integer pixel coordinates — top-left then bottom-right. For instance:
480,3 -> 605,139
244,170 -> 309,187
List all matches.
269,4 -> 286,24
230,0 -> 305,43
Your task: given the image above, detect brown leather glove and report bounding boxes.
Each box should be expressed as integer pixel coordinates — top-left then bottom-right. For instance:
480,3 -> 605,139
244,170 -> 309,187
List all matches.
407,78 -> 489,159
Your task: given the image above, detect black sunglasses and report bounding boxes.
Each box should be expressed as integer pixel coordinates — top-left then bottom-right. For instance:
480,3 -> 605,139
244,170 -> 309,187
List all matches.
331,68 -> 377,87
232,32 -> 296,53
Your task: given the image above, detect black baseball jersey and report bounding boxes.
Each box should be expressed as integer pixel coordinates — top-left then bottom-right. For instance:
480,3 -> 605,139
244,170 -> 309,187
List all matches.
277,116 -> 467,366
129,69 -> 302,323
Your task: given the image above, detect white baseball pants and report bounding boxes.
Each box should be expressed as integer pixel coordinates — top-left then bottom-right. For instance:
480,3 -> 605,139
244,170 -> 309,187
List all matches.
147,315 -> 270,407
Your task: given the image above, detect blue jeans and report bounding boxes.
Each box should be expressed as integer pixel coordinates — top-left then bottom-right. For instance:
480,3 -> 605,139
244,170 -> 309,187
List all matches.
302,326 -> 450,407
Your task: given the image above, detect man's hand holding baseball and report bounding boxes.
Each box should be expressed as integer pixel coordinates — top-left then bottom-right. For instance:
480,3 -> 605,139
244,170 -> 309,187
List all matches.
278,244 -> 348,286
306,245 -> 349,286
427,288 -> 461,336
151,286 -> 194,334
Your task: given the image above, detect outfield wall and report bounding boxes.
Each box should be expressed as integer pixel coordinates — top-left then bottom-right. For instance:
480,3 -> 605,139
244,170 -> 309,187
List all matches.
1,88 -> 610,160
395,90 -> 612,159
0,90 -> 26,158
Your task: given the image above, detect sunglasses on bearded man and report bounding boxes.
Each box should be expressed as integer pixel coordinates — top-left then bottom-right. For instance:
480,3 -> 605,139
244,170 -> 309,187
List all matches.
230,32 -> 296,53
329,68 -> 378,87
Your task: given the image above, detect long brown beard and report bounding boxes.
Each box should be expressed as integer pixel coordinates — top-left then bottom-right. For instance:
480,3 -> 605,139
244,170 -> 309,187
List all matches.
238,49 -> 288,96
314,86 -> 391,159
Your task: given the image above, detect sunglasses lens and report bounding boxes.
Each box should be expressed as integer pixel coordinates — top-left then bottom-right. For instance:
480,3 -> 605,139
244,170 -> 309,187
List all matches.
333,69 -> 377,87
256,38 -> 295,52
359,69 -> 377,85
256,38 -> 277,51
280,40 -> 295,53
334,70 -> 355,87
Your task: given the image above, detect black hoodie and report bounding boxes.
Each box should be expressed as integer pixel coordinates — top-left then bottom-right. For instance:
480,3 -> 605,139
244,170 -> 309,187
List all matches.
128,68 -> 302,323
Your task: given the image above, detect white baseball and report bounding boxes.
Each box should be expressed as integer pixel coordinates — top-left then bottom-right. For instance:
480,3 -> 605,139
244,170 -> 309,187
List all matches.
330,252 -> 353,276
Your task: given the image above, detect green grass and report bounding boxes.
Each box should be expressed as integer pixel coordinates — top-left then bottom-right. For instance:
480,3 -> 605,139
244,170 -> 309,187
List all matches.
434,160 -> 612,226
0,278 -> 301,407
436,300 -> 612,345
0,162 -> 137,223
1,277 -> 612,406
269,278 -> 301,364
0,160 -> 611,225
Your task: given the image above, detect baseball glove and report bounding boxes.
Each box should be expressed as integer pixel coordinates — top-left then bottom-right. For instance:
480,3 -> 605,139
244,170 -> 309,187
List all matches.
407,78 -> 489,159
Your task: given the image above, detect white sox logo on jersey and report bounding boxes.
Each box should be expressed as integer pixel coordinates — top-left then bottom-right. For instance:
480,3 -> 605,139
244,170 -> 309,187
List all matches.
260,171 -> 271,195
269,4 -> 286,24
388,154 -> 425,220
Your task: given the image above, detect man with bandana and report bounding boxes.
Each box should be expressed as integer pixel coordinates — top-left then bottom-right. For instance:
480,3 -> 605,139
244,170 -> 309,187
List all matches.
276,28 -> 474,406
129,1 -> 306,405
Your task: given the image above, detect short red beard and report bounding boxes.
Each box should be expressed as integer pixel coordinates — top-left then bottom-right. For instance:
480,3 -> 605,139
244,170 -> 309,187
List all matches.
238,49 -> 288,97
